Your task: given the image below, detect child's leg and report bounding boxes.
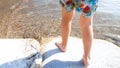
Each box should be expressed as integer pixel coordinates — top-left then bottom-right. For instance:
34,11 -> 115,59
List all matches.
79,15 -> 94,66
56,7 -> 75,52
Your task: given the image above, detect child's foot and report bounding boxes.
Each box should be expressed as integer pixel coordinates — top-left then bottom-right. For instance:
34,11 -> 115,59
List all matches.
83,55 -> 90,67
55,42 -> 66,52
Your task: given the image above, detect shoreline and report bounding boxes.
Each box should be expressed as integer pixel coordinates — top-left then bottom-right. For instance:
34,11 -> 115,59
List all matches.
0,0 -> 120,47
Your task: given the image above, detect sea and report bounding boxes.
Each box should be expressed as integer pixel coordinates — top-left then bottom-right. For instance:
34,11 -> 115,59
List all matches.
38,0 -> 120,17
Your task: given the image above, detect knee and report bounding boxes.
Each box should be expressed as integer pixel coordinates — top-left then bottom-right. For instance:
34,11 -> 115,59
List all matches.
62,15 -> 73,24
80,15 -> 93,30
80,21 -> 92,30
62,11 -> 74,24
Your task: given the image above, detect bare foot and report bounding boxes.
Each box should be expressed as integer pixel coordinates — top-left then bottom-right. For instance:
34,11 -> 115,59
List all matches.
55,42 -> 66,52
83,55 -> 90,67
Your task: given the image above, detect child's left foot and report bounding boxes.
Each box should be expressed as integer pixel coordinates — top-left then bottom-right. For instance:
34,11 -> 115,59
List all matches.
55,42 -> 66,52
83,55 -> 90,67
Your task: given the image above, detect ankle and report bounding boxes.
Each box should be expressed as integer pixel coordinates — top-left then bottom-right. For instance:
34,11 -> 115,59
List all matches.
83,55 -> 90,60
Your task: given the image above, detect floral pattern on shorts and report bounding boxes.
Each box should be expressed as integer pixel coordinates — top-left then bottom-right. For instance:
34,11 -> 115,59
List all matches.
59,0 -> 98,17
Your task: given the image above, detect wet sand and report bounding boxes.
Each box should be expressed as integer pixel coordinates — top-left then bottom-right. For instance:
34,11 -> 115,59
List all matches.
0,0 -> 120,46
0,0 -> 23,37
0,0 -> 23,20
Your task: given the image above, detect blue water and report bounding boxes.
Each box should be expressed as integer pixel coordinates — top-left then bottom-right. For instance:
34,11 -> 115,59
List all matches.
98,0 -> 120,16
38,0 -> 120,17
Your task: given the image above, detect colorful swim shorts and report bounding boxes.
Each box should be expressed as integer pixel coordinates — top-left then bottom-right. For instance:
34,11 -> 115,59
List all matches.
59,0 -> 98,17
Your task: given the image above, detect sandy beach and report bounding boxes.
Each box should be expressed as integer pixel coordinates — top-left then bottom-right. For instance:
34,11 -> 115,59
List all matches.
0,0 -> 23,37
0,0 -> 120,46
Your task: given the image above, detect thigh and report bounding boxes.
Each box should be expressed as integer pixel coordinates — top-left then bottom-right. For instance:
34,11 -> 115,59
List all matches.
79,0 -> 98,26
59,0 -> 75,20
79,14 -> 93,28
62,6 -> 75,21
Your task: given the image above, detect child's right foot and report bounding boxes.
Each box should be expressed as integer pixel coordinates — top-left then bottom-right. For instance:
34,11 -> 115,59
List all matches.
55,42 -> 66,52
